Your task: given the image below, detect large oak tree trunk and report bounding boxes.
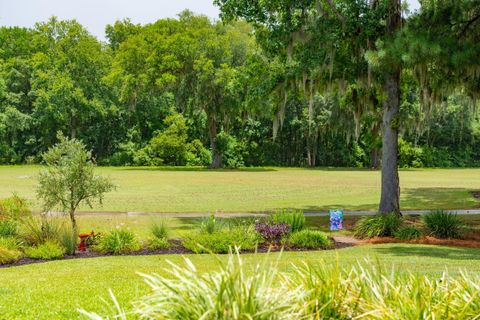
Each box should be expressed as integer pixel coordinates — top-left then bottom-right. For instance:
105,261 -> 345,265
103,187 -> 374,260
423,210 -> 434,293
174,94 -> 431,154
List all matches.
379,73 -> 400,214
379,0 -> 401,215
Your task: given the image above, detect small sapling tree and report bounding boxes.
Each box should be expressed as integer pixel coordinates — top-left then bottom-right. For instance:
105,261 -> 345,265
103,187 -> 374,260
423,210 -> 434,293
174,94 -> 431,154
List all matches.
37,133 -> 115,234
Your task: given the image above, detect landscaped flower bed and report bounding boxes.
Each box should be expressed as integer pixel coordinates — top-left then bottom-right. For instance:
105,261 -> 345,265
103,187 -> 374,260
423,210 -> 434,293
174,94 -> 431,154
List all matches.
0,204 -> 342,267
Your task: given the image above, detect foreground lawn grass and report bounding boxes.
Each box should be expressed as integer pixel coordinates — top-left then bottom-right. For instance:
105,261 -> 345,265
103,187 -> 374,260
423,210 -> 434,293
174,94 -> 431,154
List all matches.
1,166 -> 479,212
1,244 -> 480,319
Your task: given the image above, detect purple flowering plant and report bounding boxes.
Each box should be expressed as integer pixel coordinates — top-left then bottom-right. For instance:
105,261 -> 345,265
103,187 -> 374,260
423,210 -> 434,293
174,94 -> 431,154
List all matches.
255,222 -> 291,243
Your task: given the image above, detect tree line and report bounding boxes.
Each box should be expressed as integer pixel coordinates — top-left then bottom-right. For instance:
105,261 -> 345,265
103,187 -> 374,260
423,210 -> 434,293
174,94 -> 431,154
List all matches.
0,1 -> 479,180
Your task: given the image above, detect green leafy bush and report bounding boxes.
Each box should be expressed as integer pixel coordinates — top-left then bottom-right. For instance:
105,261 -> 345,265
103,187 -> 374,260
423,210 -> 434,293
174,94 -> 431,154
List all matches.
94,228 -> 140,254
148,237 -> 171,250
270,209 -> 305,233
288,230 -> 331,249
354,213 -> 402,239
0,220 -> 18,237
0,247 -> 22,265
183,226 -> 258,253
422,210 -> 464,239
394,226 -> 422,240
150,220 -> 169,239
24,241 -> 65,260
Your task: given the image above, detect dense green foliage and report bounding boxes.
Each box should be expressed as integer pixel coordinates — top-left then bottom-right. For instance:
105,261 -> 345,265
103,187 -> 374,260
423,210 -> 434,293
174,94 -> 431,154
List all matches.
287,230 -> 331,249
24,241 -> 65,260
0,5 -> 479,168
0,246 -> 22,264
423,210 -> 465,239
183,226 -> 258,253
94,228 -> 140,254
394,225 -> 422,240
270,209 -> 306,233
354,213 -> 403,239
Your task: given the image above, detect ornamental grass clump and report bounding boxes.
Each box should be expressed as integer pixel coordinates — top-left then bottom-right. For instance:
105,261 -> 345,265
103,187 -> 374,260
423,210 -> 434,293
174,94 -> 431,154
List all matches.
0,220 -> 18,237
394,225 -> 422,240
81,254 -> 480,320
0,247 -> 22,265
200,214 -> 224,234
292,262 -> 480,319
255,222 -> 290,244
80,252 -> 304,320
270,209 -> 305,233
94,228 -> 140,255
423,210 -> 464,239
354,213 -> 402,239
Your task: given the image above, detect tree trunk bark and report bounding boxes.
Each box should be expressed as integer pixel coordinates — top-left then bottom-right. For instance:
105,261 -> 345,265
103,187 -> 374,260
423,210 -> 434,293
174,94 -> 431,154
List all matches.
379,0 -> 402,215
379,73 -> 401,214
207,112 -> 222,168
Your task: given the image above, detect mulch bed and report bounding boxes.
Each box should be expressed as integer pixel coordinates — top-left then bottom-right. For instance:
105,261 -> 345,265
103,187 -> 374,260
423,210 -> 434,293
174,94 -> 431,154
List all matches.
368,236 -> 480,249
0,237 -> 358,268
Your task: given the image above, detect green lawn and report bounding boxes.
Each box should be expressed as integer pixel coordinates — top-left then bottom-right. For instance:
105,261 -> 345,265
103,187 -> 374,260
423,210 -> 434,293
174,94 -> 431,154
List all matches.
1,166 -> 479,213
1,244 -> 480,319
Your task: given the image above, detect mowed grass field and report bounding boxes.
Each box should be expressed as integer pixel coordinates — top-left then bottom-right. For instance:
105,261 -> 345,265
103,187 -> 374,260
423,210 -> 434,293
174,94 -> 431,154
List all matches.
1,244 -> 480,319
1,166 -> 479,212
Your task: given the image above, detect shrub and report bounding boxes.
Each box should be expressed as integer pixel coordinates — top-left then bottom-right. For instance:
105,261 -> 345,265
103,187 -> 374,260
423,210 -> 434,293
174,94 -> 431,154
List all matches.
94,228 -> 140,254
150,219 -> 169,239
183,226 -> 258,254
270,209 -> 305,233
80,253 -> 302,320
394,225 -> 422,240
24,241 -> 65,260
423,210 -> 464,239
255,222 -> 290,243
0,220 -> 18,237
354,213 -> 402,239
200,214 -> 224,234
0,247 -> 22,265
148,237 -> 171,250
0,237 -> 23,250
19,217 -> 63,245
288,230 -> 332,249
0,194 -> 31,221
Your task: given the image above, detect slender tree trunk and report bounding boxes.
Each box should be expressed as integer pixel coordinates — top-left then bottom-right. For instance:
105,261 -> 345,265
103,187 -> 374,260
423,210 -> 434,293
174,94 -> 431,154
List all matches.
207,112 -> 222,168
69,209 -> 77,233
